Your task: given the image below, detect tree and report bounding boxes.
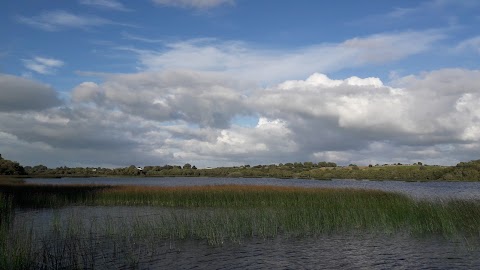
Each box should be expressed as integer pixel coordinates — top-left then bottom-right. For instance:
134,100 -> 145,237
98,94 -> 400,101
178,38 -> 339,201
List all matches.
303,162 -> 314,167
293,162 -> 303,168
29,165 -> 49,174
125,165 -> 139,175
318,161 -> 337,168
0,154 -> 27,175
183,163 -> 192,169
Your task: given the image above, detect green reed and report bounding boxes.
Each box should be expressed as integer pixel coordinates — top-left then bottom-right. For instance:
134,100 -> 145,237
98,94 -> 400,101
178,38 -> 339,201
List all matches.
2,183 -> 480,238
1,183 -> 480,269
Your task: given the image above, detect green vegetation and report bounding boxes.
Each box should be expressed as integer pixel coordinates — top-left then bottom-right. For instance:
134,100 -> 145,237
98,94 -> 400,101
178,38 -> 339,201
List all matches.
1,183 -> 480,268
0,182 -> 109,208
441,160 -> 480,181
2,152 -> 480,181
2,183 -> 480,237
0,193 -> 12,227
1,153 -> 478,268
0,154 -> 25,175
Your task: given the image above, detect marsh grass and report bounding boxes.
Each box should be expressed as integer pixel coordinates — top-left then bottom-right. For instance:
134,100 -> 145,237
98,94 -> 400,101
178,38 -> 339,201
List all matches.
0,178 -> 25,185
0,183 -> 110,208
1,184 -> 480,269
91,185 -> 480,237
0,193 -> 11,221
2,184 -> 480,237
0,194 -> 34,270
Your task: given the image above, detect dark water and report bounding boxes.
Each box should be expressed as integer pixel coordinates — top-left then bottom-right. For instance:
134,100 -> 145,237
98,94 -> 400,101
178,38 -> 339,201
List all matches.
15,177 -> 480,268
13,206 -> 480,269
26,177 -> 480,201
155,236 -> 479,270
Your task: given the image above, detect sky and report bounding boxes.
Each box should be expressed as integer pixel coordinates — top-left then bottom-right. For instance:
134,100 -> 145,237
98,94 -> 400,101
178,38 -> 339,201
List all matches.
1,0 -> 480,168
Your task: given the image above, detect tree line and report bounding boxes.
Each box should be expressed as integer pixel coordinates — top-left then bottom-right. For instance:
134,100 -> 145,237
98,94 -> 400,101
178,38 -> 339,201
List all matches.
1,153 -> 480,181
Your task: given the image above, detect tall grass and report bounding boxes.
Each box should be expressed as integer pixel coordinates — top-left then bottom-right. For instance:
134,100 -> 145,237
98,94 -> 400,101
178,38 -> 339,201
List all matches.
2,183 -> 480,238
99,186 -> 480,241
0,183 -> 109,208
0,193 -> 13,230
1,192 -> 34,270
2,183 -> 480,269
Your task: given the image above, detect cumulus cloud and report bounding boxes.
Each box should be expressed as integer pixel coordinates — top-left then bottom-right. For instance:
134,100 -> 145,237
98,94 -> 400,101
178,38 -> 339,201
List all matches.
22,56 -> 64,75
17,10 -> 124,31
72,70 -> 251,128
79,0 -> 131,11
173,118 -> 296,158
251,69 -> 480,166
128,30 -> 443,83
0,74 -> 62,111
2,68 -> 480,167
0,108 -> 134,150
72,82 -> 104,103
255,73 -> 410,133
151,0 -> 234,9
0,100 -> 171,168
70,69 -> 480,166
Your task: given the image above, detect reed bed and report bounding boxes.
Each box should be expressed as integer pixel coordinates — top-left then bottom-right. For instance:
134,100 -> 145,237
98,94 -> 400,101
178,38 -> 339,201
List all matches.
0,183 -> 110,208
1,184 -> 480,269
91,185 -> 480,236
0,178 -> 25,185
2,184 -> 480,237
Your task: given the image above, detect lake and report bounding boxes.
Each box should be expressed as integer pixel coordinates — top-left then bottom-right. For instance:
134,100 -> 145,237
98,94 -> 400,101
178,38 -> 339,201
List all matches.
9,177 -> 480,268
12,205 -> 480,269
25,176 -> 480,201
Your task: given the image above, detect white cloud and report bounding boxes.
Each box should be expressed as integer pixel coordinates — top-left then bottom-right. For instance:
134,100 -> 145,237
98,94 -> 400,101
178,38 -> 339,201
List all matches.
67,68 -> 480,166
128,30 -> 443,84
71,70 -> 251,128
23,56 -> 64,75
257,69 -> 480,140
151,0 -> 234,9
3,68 -> 480,167
17,10 -> 123,31
71,82 -> 103,103
79,0 -> 130,11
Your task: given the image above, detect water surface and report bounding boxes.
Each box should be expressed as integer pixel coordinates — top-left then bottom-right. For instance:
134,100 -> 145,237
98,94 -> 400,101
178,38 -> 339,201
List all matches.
26,177 -> 480,201
12,206 -> 480,269
12,177 -> 480,268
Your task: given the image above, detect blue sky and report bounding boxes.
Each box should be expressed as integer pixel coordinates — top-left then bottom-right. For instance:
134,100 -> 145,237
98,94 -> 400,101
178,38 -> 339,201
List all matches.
1,0 -> 480,167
